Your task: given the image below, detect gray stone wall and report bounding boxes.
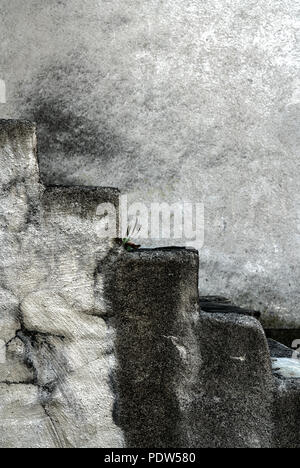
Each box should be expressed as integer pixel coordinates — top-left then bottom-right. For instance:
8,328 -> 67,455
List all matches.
0,1 -> 299,327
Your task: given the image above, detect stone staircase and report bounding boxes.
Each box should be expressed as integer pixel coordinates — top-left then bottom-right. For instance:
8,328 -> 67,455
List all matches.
0,120 -> 299,448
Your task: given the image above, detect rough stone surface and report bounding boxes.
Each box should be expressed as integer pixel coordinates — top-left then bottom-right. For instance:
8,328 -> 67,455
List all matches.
194,313 -> 275,448
268,338 -> 299,359
103,247 -> 201,448
273,367 -> 300,448
0,0 -> 299,326
0,120 -> 123,448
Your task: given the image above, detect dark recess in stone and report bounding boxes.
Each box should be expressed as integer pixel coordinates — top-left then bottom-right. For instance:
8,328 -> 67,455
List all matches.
273,376 -> 300,448
46,184 -> 120,193
265,329 -> 300,348
136,246 -> 198,253
199,295 -> 261,319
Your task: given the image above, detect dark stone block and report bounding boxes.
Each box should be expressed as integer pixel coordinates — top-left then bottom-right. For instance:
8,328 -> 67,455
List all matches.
192,312 -> 274,448
273,377 -> 300,448
199,296 -> 261,319
104,248 -> 201,448
268,339 -> 295,358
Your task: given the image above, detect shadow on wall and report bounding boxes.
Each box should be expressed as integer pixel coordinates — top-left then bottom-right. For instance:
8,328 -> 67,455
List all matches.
14,59 -> 133,186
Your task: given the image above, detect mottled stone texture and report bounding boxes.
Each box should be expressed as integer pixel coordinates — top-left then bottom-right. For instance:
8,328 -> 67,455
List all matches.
0,120 -> 123,448
105,249 -> 300,448
104,248 -> 201,448
0,120 -> 299,448
0,120 -> 52,447
273,377 -> 300,448
270,342 -> 300,448
195,313 -> 274,448
0,0 -> 299,326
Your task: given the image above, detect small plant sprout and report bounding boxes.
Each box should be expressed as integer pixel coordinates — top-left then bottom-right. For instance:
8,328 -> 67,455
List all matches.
116,218 -> 142,252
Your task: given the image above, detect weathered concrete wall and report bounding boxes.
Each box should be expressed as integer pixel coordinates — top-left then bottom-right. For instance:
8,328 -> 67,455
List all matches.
0,1 -> 299,327
0,120 -> 123,448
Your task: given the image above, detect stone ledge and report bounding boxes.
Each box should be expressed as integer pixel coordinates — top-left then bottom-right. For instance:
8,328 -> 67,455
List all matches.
0,118 -> 36,135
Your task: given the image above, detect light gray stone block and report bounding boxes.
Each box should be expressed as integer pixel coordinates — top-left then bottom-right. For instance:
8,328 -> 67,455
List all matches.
0,120 -> 123,448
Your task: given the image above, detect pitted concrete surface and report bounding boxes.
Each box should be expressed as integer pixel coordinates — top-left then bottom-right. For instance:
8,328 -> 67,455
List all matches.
0,1 -> 299,326
272,358 -> 300,379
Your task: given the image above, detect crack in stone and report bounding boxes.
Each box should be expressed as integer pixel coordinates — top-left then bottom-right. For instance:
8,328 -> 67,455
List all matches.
17,328 -> 65,342
0,380 -> 35,386
41,404 -> 65,448
6,306 -> 67,447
